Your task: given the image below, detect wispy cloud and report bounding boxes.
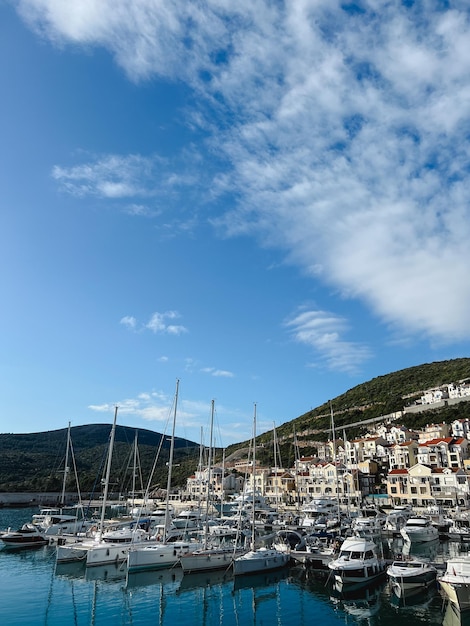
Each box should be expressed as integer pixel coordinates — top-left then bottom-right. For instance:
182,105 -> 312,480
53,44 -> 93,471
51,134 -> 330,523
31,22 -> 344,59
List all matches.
88,391 -> 249,442
120,315 -> 137,330
51,154 -> 159,198
19,1 -> 470,343
285,308 -> 371,374
201,367 -> 235,378
120,311 -> 188,335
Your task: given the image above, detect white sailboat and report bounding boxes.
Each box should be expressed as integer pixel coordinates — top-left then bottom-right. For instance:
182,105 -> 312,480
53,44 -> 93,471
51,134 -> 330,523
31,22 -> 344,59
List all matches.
233,404 -> 290,576
180,400 -> 245,574
36,422 -> 93,538
127,380 -> 203,573
57,407 -> 147,565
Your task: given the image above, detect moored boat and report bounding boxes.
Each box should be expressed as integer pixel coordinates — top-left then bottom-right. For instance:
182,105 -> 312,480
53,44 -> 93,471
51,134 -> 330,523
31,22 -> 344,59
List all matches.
327,535 -> 386,592
0,523 -> 49,548
232,546 -> 290,576
438,555 -> 470,611
387,557 -> 437,598
180,545 -> 246,573
400,516 -> 439,543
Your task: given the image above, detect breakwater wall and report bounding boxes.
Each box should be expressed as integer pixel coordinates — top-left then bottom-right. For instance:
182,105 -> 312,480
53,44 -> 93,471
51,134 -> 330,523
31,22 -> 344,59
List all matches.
0,493 -> 80,507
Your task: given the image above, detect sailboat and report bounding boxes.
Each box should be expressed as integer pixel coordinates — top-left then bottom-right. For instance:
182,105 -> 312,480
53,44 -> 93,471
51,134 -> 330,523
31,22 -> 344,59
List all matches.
34,422 -> 93,538
232,404 -> 290,576
56,408 -> 148,565
180,400 -> 245,574
127,380 -> 203,573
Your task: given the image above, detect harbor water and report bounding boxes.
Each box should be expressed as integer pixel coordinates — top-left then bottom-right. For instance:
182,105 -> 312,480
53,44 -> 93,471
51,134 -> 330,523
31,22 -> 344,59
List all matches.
0,508 -> 468,626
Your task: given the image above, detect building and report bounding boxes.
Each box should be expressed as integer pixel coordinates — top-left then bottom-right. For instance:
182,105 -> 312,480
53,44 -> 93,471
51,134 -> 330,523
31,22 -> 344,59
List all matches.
386,464 -> 470,508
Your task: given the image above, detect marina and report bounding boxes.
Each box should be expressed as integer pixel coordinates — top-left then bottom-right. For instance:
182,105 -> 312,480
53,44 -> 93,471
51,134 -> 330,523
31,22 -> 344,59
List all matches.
1,507 -> 470,625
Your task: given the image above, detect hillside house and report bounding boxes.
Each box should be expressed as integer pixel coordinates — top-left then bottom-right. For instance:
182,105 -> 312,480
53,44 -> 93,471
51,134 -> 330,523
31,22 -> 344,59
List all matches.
417,437 -> 469,469
388,440 -> 419,470
417,423 -> 451,443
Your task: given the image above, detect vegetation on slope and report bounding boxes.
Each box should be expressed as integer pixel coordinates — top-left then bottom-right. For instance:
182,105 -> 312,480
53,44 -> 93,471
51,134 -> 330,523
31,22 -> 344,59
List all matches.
2,359 -> 470,493
224,358 -> 470,465
0,424 -> 200,494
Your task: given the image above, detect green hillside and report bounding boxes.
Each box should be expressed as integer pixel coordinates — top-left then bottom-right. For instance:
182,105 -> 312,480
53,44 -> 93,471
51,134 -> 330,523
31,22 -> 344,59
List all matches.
0,424 -> 200,494
225,358 -> 470,466
1,358 -> 470,493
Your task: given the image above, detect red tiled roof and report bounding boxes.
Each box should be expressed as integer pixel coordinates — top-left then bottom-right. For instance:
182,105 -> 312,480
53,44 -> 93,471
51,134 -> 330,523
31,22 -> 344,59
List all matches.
420,437 -> 465,446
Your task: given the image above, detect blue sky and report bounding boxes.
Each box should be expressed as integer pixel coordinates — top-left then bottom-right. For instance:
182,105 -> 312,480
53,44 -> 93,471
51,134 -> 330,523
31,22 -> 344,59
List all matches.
1,1 -> 470,448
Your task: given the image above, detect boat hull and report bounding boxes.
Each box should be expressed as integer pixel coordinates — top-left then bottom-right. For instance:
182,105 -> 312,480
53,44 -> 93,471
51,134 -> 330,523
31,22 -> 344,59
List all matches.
1,535 -> 48,548
439,579 -> 470,611
232,549 -> 290,576
180,548 -> 245,573
127,541 -> 203,573
56,543 -> 89,563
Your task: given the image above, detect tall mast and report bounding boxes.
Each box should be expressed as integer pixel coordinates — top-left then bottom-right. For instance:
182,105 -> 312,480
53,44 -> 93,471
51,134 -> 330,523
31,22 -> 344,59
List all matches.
131,431 -> 138,510
99,406 -> 118,539
164,379 -> 179,541
203,399 -> 215,548
251,403 -> 257,550
330,401 -> 341,513
60,421 -> 71,508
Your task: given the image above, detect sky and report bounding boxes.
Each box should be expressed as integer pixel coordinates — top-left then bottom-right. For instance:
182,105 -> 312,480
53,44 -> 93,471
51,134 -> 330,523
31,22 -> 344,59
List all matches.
1,0 -> 470,448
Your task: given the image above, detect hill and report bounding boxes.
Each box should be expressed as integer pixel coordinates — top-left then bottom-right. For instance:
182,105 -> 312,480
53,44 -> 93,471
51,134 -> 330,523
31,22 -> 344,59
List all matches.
0,424 -> 200,494
226,357 -> 470,466
2,358 -> 470,493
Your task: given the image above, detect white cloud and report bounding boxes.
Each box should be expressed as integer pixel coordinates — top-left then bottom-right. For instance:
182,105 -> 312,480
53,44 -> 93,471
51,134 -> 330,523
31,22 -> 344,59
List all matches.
19,1 -> 470,343
120,315 -> 137,330
146,311 -> 187,335
201,367 -> 234,378
285,308 -> 371,374
51,154 -> 157,198
120,311 -> 188,335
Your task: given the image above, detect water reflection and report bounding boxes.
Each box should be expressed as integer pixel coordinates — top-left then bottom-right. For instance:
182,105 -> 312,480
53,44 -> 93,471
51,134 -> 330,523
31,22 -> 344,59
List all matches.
330,582 -> 383,622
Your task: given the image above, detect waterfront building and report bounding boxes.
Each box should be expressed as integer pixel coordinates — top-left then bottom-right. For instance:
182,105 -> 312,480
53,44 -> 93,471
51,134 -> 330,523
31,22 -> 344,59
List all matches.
387,463 -> 470,508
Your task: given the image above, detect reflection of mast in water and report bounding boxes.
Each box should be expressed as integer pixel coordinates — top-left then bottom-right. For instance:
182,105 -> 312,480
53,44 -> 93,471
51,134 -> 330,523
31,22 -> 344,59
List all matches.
44,555 -> 55,626
91,580 -> 97,626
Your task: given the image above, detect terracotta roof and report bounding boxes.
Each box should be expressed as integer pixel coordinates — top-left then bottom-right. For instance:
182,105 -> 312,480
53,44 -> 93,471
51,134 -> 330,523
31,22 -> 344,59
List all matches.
388,468 -> 408,474
420,437 -> 465,446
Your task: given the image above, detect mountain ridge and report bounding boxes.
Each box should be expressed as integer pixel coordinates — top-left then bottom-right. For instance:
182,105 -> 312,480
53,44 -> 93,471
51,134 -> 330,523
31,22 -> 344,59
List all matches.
1,358 -> 470,492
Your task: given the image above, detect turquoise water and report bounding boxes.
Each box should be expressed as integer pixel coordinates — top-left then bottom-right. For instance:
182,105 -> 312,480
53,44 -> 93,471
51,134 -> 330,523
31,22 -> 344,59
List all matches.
0,508 -> 462,625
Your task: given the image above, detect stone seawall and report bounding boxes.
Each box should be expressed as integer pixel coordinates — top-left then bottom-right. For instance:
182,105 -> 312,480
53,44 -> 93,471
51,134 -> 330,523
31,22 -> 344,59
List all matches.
0,493 -> 80,507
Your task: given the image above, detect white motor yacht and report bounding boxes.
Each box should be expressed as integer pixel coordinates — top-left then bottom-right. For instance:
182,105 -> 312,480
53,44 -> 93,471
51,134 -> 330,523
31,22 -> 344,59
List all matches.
0,523 -> 48,548
400,516 -> 439,543
387,558 -> 437,598
327,535 -> 386,592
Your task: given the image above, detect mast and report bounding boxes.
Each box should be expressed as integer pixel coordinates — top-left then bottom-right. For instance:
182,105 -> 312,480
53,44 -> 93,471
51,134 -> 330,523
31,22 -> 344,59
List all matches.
164,379 -> 179,541
99,405 -> 118,540
203,399 -> 215,548
330,401 -> 342,514
60,421 -> 71,508
251,403 -> 257,550
273,422 -> 279,509
293,426 -> 302,512
131,431 -> 138,510
220,448 -> 226,521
